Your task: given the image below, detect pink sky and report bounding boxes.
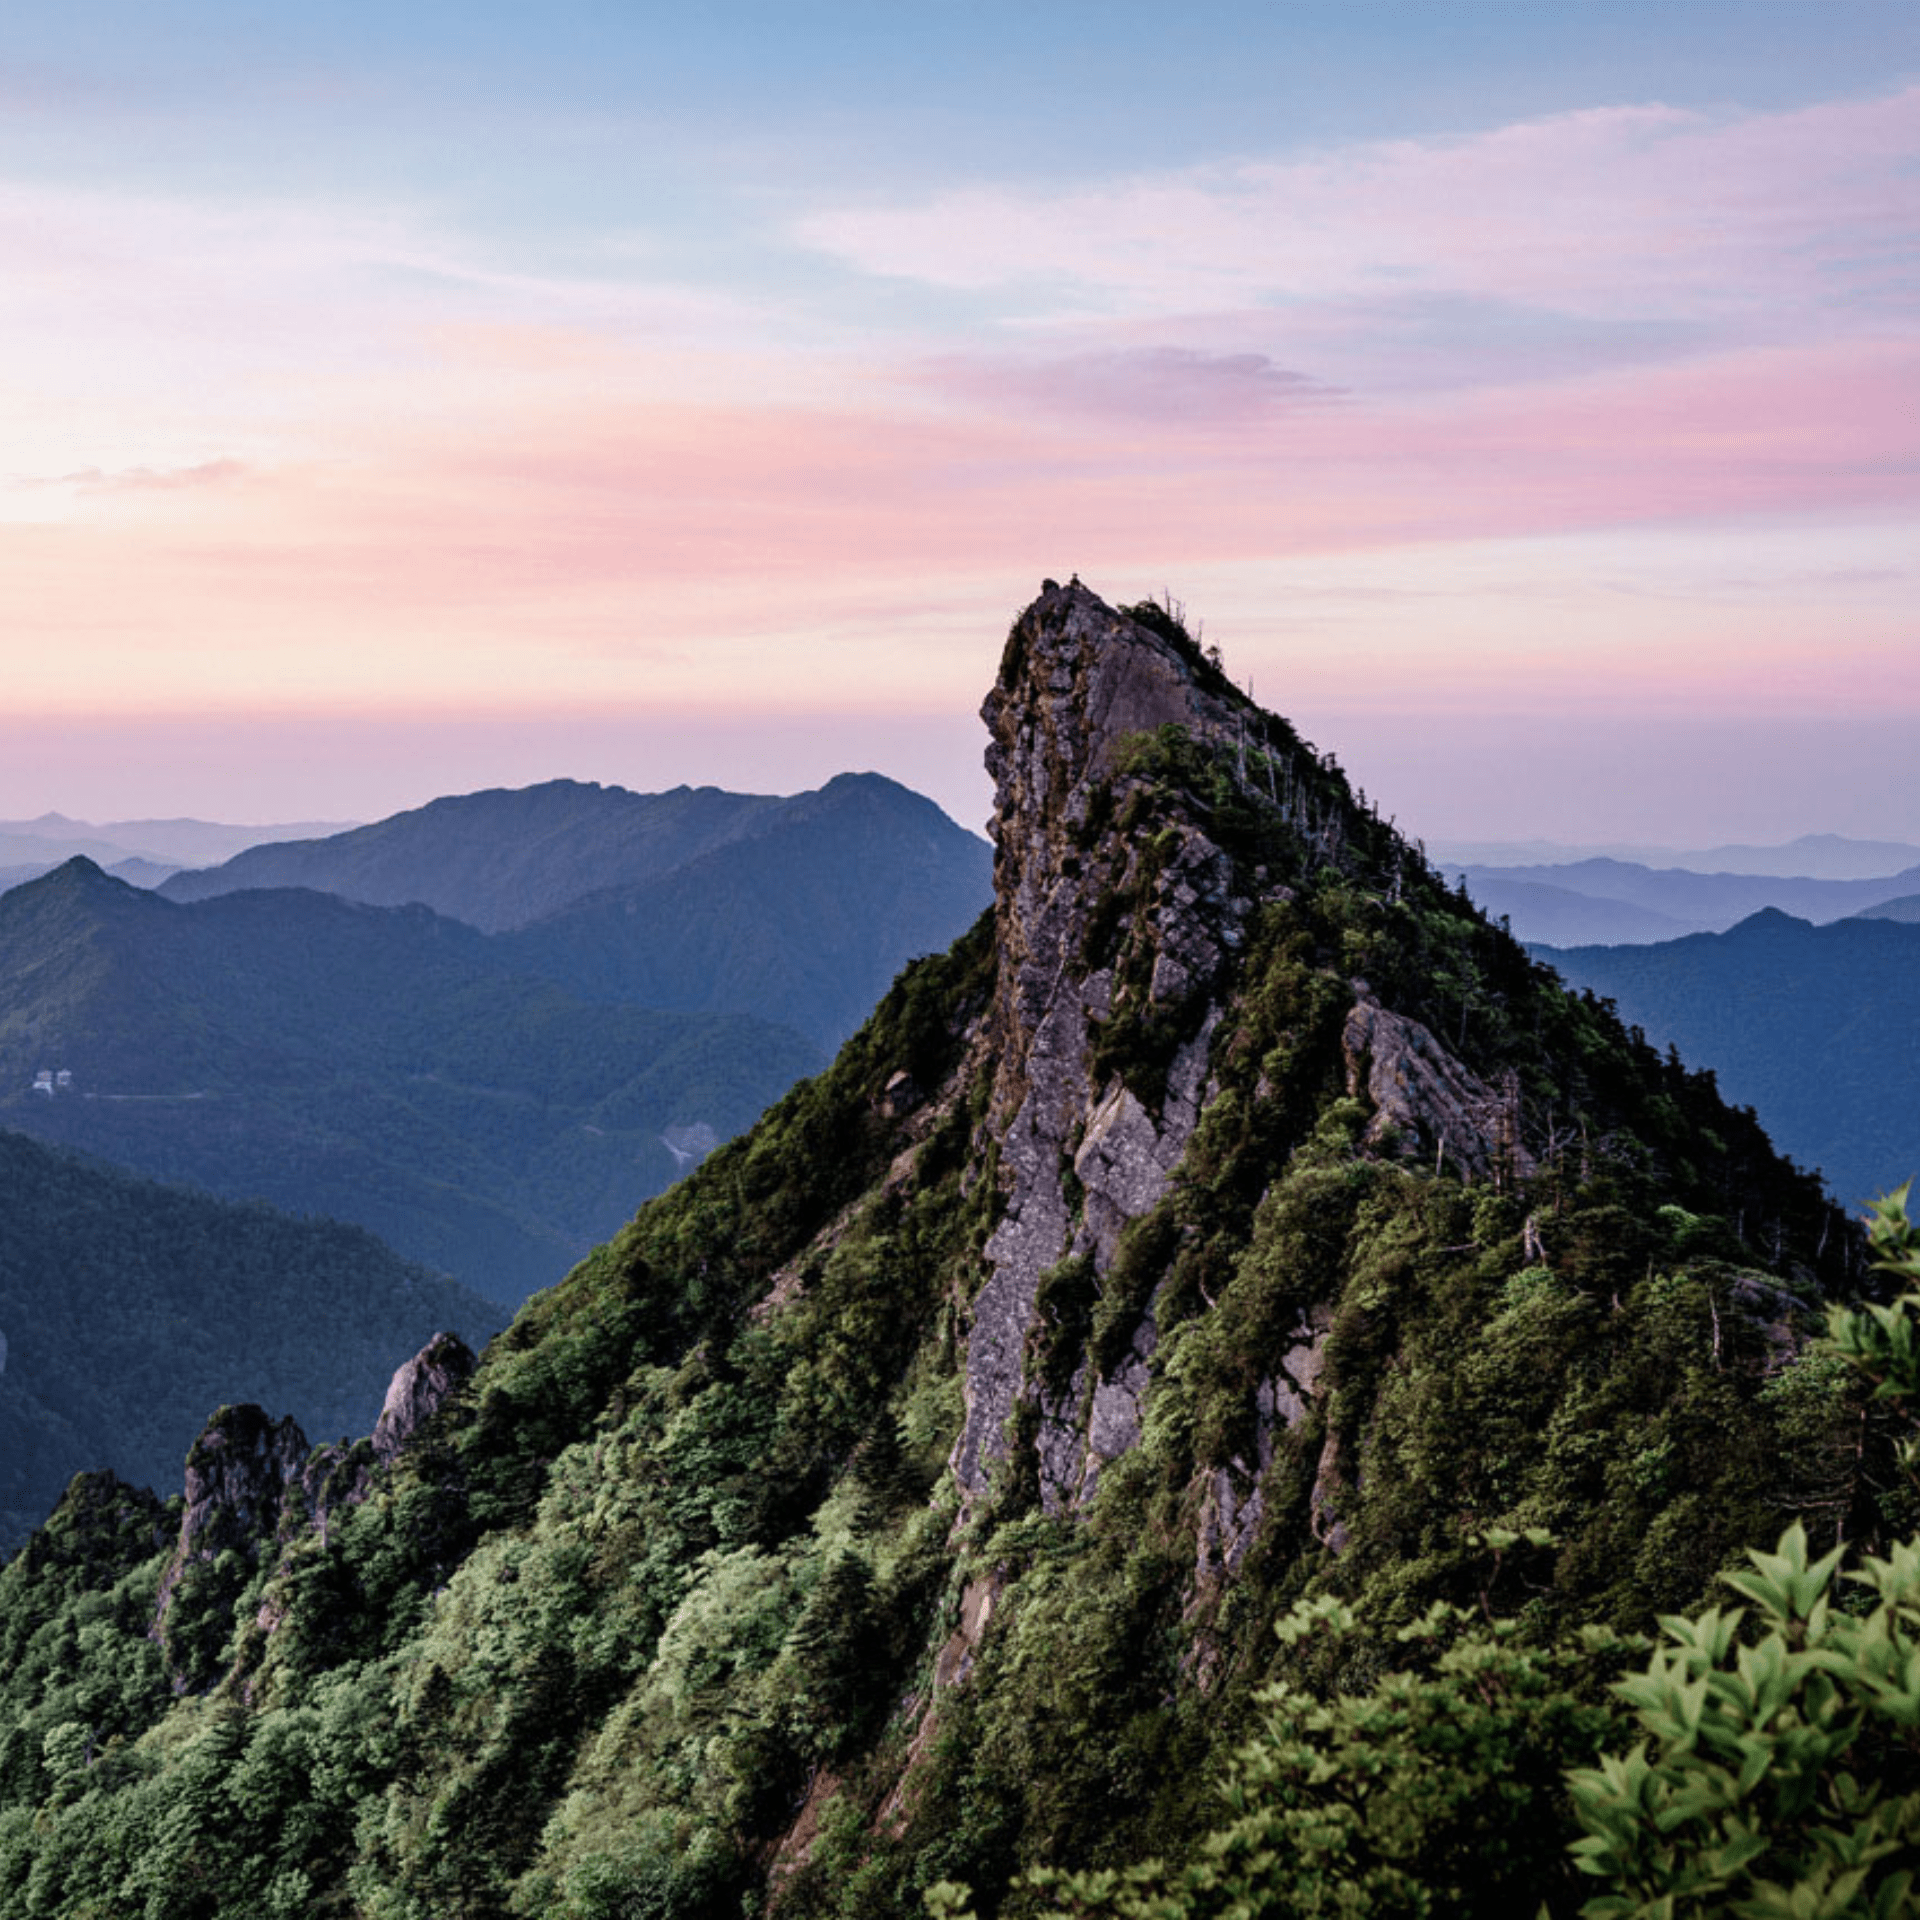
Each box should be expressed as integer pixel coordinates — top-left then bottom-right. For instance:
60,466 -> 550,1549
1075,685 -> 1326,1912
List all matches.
2,64 -> 1916,842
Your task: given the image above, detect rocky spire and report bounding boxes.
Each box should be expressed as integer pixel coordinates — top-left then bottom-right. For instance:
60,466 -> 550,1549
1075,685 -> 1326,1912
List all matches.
151,1403 -> 310,1685
954,584 -> 1262,1507
951,580 -> 1533,1515
372,1330 -> 476,1463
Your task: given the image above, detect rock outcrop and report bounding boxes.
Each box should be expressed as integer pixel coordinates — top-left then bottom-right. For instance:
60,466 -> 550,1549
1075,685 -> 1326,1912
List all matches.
372,1330 -> 476,1463
152,1403 -> 310,1682
954,585 -> 1262,1506
948,581 -> 1558,1544
1343,989 -> 1533,1185
150,1332 -> 482,1685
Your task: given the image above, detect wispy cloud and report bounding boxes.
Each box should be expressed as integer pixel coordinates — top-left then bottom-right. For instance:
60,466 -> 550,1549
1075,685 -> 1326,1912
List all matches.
1,75 -> 1915,792
13,460 -> 248,494
797,87 -> 1920,345
916,346 -> 1342,426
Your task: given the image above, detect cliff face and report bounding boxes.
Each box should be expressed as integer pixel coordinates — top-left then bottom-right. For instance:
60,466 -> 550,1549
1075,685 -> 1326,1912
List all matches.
0,583 -> 1861,1920
960,584 -> 1255,1506
956,583 -> 1541,1516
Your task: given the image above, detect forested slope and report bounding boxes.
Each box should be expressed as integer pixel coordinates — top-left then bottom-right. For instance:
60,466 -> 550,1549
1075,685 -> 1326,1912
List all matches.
0,1127 -> 500,1554
0,584 -> 1880,1919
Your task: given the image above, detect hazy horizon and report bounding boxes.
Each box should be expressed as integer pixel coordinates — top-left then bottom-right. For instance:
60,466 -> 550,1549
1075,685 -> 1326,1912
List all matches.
4,3 -> 1916,844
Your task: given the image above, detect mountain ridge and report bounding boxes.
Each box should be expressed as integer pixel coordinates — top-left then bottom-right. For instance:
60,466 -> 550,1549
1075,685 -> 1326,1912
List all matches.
1538,906 -> 1920,1208
0,581 -> 1874,1920
0,858 -> 824,1301
1455,853 -> 1920,945
158,771 -> 989,940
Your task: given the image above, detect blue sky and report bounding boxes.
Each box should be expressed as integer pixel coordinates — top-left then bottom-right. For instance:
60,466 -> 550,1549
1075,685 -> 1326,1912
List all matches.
2,1 -> 1916,840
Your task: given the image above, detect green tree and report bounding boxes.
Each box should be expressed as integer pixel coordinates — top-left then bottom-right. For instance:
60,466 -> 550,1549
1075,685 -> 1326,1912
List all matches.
1564,1185 -> 1920,1919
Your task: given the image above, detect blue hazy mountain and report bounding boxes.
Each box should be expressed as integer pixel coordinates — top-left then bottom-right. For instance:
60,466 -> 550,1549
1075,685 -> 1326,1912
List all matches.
0,1123 -> 501,1554
1459,855 -> 1920,945
0,859 -> 823,1303
1539,907 -> 1920,1207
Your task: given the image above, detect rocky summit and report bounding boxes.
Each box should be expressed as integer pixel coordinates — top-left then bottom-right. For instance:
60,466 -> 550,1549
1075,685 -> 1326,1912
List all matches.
0,583 -> 1875,1920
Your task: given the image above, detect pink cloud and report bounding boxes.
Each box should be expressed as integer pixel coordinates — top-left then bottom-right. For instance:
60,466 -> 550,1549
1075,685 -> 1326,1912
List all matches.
16,460 -> 249,494
5,329 -> 1911,693
797,87 -> 1920,337
915,346 -> 1342,427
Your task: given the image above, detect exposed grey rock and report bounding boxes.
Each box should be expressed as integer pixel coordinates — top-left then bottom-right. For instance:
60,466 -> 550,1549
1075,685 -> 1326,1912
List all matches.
1280,1306 -> 1333,1408
1036,1362 -> 1089,1513
180,1403 -> 309,1546
953,584 -> 1256,1504
1728,1273 -> 1815,1374
1310,1427 -> 1351,1554
299,1439 -> 376,1548
372,1330 -> 477,1464
1080,1312 -> 1158,1500
877,1070 -> 923,1118
1073,1085 -> 1174,1270
1343,990 -> 1533,1185
1194,1311 -> 1333,1594
152,1402 -> 310,1667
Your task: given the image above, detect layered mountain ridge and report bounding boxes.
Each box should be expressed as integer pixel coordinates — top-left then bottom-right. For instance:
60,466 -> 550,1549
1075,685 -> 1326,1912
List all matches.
0,859 -> 823,1301
0,583 -> 1876,1920
1539,904 -> 1920,1207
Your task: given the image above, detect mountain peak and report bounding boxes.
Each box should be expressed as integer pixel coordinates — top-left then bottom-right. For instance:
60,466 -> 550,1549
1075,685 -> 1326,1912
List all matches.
957,584 -> 1336,1504
14,854 -> 146,905
987,582 -> 1252,814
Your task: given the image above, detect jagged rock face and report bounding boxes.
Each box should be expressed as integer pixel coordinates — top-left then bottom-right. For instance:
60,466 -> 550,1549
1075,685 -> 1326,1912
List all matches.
1343,990 -> 1534,1185
954,584 -> 1258,1505
152,1403 -> 309,1668
178,1403 -> 309,1550
950,581 -> 1578,1536
372,1330 -> 476,1463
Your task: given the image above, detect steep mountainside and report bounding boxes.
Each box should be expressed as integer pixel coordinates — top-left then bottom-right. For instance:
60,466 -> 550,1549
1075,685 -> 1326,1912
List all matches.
501,774 -> 994,1049
0,1126 -> 500,1555
0,862 -> 821,1302
0,584 -> 1871,1920
1539,907 -> 1920,1208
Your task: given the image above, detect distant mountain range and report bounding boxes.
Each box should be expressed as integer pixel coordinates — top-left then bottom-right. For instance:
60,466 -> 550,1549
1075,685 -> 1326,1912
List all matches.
1457,855 -> 1920,947
0,811 -> 354,889
493,775 -> 994,1048
159,780 -> 776,929
1538,908 -> 1920,1208
1433,832 -> 1920,880
160,773 -> 993,1051
0,1124 -> 500,1554
0,859 -> 824,1302
0,774 -> 992,1300
1856,893 -> 1920,924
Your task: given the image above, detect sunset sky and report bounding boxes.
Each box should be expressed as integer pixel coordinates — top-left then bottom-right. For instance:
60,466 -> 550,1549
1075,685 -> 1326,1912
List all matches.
4,1 -> 1917,845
